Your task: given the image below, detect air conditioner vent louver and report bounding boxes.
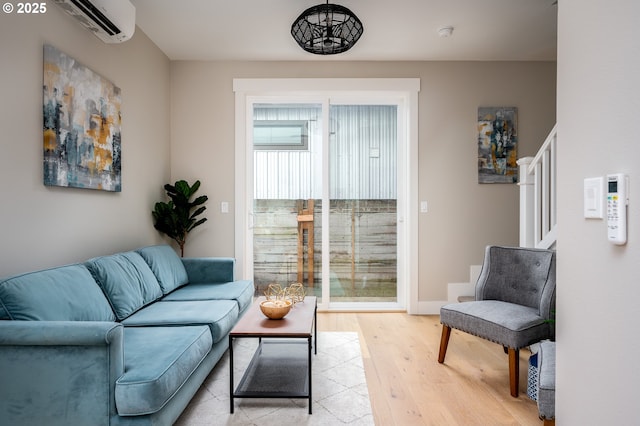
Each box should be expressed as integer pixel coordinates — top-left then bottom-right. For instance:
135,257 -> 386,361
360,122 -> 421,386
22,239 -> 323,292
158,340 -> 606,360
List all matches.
69,0 -> 121,35
53,0 -> 135,43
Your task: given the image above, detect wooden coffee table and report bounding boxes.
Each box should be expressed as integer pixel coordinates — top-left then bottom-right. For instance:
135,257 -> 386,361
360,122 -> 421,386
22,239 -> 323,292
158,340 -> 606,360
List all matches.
229,296 -> 317,414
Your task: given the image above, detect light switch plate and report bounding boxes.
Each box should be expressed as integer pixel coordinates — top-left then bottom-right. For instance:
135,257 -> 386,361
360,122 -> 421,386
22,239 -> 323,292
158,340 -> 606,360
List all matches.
584,177 -> 603,219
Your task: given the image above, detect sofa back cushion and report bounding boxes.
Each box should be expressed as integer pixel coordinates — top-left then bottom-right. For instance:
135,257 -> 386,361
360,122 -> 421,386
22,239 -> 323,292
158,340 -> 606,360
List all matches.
85,252 -> 163,321
136,245 -> 189,294
0,264 -> 116,321
0,303 -> 9,320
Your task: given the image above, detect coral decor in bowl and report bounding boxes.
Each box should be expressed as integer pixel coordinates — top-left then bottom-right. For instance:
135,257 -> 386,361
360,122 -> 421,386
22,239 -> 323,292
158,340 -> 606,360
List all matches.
259,299 -> 292,320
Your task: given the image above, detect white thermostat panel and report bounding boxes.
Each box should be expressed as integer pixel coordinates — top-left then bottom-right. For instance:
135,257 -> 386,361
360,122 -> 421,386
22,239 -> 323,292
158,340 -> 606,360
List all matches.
607,173 -> 629,245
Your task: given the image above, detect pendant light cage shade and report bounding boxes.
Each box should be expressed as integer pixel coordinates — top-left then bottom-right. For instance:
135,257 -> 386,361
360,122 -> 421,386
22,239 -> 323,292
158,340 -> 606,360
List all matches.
291,3 -> 364,55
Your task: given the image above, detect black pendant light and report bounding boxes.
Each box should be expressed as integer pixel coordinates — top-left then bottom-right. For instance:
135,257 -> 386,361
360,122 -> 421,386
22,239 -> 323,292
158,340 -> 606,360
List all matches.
291,1 -> 364,55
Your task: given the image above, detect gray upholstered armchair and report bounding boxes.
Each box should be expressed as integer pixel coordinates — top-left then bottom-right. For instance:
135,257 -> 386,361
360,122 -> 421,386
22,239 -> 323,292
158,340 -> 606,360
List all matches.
438,245 -> 556,397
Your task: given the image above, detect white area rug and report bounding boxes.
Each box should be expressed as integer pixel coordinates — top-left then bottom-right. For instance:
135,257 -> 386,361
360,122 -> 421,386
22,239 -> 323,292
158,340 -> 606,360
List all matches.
175,332 -> 374,425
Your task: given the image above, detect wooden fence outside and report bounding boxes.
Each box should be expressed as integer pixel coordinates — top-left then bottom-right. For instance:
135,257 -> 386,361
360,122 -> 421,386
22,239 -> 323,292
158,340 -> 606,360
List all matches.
253,199 -> 397,301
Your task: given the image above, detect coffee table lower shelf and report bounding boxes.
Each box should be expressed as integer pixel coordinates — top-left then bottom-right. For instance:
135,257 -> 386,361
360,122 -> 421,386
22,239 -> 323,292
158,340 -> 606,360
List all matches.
231,339 -> 312,413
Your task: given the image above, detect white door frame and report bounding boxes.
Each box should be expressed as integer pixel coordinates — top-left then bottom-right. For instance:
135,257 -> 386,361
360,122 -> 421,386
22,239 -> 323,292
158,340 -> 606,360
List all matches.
233,78 -> 420,313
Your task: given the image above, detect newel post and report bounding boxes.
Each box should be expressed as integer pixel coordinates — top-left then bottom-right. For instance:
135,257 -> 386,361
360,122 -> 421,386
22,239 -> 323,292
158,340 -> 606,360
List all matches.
517,157 -> 534,248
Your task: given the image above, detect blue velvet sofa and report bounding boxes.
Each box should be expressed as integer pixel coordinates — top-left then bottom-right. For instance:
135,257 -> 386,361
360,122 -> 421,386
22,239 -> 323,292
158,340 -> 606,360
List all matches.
0,245 -> 254,425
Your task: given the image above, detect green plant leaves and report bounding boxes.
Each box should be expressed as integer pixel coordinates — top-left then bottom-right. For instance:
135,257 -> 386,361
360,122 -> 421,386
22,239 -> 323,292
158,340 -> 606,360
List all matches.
152,180 -> 208,256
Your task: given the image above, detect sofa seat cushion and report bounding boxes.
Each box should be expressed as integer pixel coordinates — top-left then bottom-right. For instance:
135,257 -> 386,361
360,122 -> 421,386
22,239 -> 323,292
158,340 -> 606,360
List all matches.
85,252 -> 164,321
116,325 -> 212,416
136,245 -> 189,295
0,264 -> 115,321
121,300 -> 239,344
162,280 -> 254,312
440,300 -> 550,349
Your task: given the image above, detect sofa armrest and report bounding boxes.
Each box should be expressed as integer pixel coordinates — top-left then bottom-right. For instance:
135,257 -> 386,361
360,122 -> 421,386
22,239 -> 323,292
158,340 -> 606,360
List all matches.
0,321 -> 124,426
181,257 -> 235,283
0,320 -> 122,345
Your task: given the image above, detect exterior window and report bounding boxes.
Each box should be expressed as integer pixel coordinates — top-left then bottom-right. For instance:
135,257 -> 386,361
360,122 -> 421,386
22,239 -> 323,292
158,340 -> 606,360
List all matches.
253,120 -> 309,151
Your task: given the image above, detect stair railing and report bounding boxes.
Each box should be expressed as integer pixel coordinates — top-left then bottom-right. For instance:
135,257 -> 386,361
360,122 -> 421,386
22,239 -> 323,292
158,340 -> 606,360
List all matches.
517,124 -> 557,249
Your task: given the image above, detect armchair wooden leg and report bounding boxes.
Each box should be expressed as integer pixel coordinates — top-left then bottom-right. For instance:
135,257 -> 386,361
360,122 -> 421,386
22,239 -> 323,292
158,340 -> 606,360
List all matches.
508,347 -> 519,397
438,325 -> 452,363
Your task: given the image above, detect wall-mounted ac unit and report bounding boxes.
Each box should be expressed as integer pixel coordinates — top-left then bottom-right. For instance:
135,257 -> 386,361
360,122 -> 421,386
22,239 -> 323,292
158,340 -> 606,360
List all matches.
53,0 -> 135,44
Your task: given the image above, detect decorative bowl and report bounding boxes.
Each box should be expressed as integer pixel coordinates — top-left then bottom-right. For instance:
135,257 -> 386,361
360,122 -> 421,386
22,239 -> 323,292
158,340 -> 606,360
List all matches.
260,299 -> 292,320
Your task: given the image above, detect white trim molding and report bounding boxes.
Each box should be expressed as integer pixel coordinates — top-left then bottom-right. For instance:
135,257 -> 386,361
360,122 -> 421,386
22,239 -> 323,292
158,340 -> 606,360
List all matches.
233,78 -> 420,313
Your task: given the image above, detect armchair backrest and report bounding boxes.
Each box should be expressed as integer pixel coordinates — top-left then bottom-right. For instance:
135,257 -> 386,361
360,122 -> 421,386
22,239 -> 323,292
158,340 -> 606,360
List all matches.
475,246 -> 556,318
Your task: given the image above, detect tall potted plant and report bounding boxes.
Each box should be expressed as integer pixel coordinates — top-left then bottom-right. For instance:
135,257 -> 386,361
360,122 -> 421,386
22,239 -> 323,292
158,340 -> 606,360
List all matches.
152,179 -> 208,257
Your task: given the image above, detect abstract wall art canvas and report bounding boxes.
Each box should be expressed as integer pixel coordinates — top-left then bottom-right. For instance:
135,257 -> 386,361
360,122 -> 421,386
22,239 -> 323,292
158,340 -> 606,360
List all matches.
43,44 -> 122,192
477,106 -> 518,184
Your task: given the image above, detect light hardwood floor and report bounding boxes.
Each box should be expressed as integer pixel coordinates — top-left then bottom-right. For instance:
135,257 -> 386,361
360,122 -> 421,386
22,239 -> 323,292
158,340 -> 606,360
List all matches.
317,312 -> 541,426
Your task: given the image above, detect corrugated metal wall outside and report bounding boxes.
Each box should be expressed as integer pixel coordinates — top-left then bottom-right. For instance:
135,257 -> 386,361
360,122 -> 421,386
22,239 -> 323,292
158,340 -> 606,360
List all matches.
330,105 -> 397,200
253,104 -> 397,200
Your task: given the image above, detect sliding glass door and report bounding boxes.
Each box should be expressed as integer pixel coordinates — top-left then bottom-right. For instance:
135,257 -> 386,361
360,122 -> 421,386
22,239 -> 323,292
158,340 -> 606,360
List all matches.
328,104 -> 398,304
252,103 -> 324,301
249,98 -> 401,310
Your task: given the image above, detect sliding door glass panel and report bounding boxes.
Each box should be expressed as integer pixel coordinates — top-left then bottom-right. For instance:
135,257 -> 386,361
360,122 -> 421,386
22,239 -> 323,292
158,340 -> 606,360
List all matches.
252,103 -> 323,302
329,105 -> 398,303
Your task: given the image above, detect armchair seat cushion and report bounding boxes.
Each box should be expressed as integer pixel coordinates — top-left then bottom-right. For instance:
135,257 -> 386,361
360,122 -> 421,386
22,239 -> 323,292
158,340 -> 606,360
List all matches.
440,300 -> 550,349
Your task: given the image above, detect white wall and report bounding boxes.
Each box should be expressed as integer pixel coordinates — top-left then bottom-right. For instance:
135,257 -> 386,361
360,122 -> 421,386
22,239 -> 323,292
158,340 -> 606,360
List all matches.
557,1 -> 640,423
170,61 -> 556,303
0,6 -> 171,276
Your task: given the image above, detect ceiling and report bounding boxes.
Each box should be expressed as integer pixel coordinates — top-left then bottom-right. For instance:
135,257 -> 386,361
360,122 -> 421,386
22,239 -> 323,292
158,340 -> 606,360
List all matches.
130,0 -> 557,62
